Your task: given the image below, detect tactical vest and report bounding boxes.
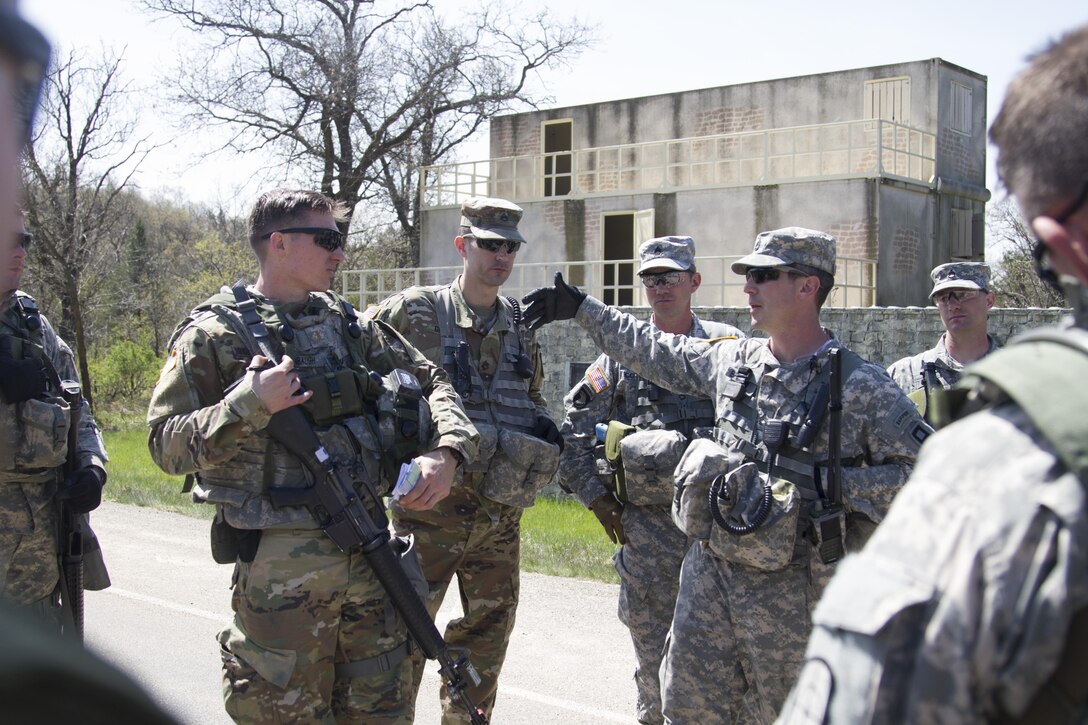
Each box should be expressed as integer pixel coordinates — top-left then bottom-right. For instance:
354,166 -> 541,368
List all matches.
174,288 -> 387,507
434,286 -> 537,436
940,327 -> 1088,724
0,292 -> 71,480
627,318 -> 735,436
713,349 -> 864,495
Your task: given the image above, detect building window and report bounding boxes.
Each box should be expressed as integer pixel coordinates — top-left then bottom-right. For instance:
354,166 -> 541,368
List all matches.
542,119 -> 573,197
864,77 -> 911,125
950,82 -> 972,134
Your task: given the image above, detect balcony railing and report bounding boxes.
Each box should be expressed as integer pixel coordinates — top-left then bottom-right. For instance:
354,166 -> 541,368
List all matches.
342,254 -> 877,310
420,119 -> 936,209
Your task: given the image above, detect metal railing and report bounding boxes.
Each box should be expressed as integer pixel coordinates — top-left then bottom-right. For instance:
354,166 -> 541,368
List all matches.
420,119 -> 936,208
342,255 -> 877,309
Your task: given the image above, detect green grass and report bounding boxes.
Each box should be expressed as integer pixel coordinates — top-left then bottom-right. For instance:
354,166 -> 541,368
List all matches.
102,427 -> 620,582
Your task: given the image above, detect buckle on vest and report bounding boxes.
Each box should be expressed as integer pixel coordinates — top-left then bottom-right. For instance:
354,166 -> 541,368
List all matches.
723,366 -> 752,400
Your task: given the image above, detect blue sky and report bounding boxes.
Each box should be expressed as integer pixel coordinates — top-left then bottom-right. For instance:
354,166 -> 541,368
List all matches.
22,0 -> 1088,213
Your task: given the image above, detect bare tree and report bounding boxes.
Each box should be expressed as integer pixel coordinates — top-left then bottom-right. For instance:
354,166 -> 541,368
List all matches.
22,49 -> 153,410
986,196 -> 1066,309
143,0 -> 592,263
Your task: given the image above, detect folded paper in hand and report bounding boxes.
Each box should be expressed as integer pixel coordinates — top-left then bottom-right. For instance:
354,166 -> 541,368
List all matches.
392,460 -> 422,500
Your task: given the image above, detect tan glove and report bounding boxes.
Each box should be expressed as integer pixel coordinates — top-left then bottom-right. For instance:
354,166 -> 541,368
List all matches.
588,492 -> 626,545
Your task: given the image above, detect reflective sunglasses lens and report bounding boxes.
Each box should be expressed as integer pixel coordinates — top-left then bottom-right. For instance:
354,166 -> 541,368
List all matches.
747,268 -> 780,284
314,230 -> 343,251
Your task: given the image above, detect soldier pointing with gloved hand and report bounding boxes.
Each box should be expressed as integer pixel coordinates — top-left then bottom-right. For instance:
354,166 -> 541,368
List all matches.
524,227 -> 928,723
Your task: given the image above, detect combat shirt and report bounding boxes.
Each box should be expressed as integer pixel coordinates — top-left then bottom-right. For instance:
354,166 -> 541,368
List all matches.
146,286 -> 476,529
559,314 -> 742,507
887,333 -> 1000,395
574,295 -> 926,555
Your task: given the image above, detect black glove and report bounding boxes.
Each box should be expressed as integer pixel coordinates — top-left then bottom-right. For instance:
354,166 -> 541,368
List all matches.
0,337 -> 48,404
521,272 -> 586,331
588,492 -> 626,545
532,416 -> 564,453
57,466 -> 105,514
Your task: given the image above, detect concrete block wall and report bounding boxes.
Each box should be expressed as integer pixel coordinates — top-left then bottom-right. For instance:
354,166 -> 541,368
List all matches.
534,305 -> 1066,423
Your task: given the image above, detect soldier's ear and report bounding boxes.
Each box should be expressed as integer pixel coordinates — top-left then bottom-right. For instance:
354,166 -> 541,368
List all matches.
689,271 -> 701,292
454,236 -> 468,259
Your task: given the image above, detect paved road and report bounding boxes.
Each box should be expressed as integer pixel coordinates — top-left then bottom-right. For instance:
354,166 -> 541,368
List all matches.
84,502 -> 637,724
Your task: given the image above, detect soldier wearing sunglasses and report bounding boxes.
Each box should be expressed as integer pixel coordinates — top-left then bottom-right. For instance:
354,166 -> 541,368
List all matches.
148,188 -> 476,723
372,196 -> 560,723
887,262 -> 999,420
558,236 -> 742,724
523,227 -> 927,723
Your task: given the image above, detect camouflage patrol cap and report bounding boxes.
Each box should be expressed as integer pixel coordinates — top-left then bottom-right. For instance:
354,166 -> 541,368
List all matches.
460,196 -> 526,243
730,227 -> 837,276
929,261 -> 991,298
637,236 -> 696,274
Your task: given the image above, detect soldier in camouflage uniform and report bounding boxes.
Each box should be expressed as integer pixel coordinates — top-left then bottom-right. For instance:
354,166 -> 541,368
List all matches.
886,262 -> 999,414
147,189 -> 476,724
778,23 -> 1088,725
524,227 -> 928,723
0,211 -> 109,630
370,197 -> 561,724
559,236 -> 743,724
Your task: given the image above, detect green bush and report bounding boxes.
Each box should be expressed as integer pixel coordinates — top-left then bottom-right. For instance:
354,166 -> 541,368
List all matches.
91,340 -> 162,404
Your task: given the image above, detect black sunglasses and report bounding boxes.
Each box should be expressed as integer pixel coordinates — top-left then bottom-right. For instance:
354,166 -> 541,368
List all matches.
473,237 -> 521,254
261,227 -> 344,251
1033,176 -> 1088,292
745,268 -> 784,284
15,232 -> 31,250
0,5 -> 51,145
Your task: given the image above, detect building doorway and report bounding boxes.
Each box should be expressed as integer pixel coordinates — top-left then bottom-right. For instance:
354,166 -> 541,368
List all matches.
542,119 -> 572,197
602,209 -> 654,306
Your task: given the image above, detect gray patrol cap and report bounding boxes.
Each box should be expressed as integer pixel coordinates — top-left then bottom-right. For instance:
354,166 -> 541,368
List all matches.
638,236 -> 696,274
460,196 -> 526,243
929,262 -> 991,298
730,227 -> 837,276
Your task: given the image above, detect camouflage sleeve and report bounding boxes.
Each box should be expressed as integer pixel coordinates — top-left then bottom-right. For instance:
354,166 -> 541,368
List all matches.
372,289 -> 442,362
146,320 -> 271,476
575,295 -> 719,399
362,318 -> 478,464
834,365 -> 927,525
40,315 -> 107,470
559,354 -> 620,507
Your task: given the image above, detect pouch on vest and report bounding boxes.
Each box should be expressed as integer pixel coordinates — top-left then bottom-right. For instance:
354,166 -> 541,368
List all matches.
0,395 -> 71,472
301,368 -> 368,426
603,420 -> 636,502
672,436 -> 739,540
463,422 -> 498,474
479,428 -> 561,508
619,429 -> 688,506
708,463 -> 800,572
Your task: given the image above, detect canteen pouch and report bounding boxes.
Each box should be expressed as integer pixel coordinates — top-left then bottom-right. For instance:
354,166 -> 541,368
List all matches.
709,463 -> 800,572
619,429 -> 688,506
603,420 -> 636,502
672,436 -> 738,540
0,395 -> 71,471
480,428 -> 561,508
463,422 -> 498,474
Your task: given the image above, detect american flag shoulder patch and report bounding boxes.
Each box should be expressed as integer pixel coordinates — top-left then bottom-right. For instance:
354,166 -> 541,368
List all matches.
362,305 -> 381,320
585,364 -> 610,394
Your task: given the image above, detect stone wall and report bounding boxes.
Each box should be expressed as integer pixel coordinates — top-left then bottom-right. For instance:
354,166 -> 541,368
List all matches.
534,306 -> 1066,422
